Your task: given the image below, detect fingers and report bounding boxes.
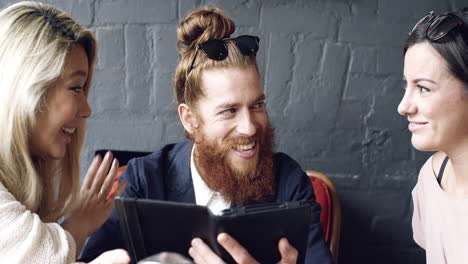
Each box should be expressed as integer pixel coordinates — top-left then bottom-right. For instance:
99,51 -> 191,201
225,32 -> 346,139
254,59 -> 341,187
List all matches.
89,249 -> 130,264
188,244 -> 204,264
88,151 -> 116,193
189,238 -> 224,264
83,152 -> 124,201
82,154 -> 102,189
277,238 -> 298,264
217,233 -> 258,264
100,158 -> 119,198
90,151 -> 114,193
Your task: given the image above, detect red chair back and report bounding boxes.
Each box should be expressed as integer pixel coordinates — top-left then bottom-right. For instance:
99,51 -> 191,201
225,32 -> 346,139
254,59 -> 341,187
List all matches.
309,175 -> 332,241
306,170 -> 341,263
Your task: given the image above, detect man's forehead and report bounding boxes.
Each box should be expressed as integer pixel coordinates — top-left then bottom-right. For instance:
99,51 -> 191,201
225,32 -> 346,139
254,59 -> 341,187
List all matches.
203,91 -> 265,106
200,68 -> 262,101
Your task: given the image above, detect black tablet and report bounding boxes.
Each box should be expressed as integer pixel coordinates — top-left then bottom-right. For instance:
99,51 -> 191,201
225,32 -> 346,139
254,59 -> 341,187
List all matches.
115,197 -> 319,264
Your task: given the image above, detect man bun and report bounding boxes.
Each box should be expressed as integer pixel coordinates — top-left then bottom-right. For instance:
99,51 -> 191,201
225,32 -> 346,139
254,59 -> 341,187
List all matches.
173,6 -> 257,112
176,7 -> 235,56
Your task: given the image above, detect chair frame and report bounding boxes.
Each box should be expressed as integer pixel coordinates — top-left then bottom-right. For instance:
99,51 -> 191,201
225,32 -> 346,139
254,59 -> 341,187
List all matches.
306,170 -> 341,264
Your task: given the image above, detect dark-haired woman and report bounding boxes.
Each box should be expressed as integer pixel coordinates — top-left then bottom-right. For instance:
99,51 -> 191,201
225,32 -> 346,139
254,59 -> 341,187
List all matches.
398,8 -> 468,264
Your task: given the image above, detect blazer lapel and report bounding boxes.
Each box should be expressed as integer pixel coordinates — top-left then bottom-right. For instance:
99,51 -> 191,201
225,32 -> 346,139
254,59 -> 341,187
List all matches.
166,141 -> 196,203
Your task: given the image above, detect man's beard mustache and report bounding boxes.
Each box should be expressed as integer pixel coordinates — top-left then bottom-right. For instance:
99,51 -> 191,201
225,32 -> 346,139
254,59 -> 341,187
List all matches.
193,123 -> 275,206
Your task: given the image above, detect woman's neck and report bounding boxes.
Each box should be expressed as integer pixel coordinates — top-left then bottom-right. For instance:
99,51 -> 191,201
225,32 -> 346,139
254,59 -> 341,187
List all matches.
443,142 -> 468,197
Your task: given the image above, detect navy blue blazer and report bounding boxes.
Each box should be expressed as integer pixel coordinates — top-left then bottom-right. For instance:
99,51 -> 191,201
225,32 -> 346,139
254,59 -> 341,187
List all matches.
79,141 -> 332,264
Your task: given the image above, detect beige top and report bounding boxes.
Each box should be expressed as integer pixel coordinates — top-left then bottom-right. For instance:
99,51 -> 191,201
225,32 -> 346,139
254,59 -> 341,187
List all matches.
0,181 -> 76,263
412,155 -> 468,264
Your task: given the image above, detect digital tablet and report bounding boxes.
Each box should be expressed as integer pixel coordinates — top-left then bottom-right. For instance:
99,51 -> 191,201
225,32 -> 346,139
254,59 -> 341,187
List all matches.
115,197 -> 319,264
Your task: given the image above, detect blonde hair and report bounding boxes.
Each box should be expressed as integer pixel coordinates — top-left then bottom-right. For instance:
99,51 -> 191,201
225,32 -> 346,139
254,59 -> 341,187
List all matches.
174,7 -> 258,108
0,1 -> 97,221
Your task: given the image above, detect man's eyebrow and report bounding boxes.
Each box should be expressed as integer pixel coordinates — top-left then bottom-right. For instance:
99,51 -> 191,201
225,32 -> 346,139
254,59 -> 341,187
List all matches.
215,102 -> 240,111
255,94 -> 266,102
215,94 -> 266,110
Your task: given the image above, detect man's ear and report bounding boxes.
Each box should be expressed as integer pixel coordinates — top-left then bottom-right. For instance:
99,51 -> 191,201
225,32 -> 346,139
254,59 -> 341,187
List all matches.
178,103 -> 199,135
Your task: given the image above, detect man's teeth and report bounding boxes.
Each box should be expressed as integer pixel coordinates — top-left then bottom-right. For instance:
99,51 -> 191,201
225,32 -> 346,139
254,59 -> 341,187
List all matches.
234,142 -> 255,151
62,127 -> 76,134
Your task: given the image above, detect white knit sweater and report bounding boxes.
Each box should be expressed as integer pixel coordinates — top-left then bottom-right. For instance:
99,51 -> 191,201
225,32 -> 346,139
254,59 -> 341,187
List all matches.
0,181 -> 76,263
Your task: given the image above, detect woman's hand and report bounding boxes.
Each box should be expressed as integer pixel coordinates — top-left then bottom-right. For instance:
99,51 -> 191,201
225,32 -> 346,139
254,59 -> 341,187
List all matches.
62,151 -> 127,254
74,249 -> 130,264
188,233 -> 298,264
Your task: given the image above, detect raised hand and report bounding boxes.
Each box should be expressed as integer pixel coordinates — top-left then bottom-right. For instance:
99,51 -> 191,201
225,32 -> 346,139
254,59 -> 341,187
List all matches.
62,151 -> 127,254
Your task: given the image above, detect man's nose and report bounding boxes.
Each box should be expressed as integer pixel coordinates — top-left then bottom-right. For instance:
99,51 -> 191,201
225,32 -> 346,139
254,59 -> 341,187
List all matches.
236,110 -> 256,136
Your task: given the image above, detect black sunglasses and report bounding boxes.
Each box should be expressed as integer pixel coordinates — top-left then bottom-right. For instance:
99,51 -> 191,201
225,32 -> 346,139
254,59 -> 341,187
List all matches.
410,11 -> 465,41
188,35 -> 260,74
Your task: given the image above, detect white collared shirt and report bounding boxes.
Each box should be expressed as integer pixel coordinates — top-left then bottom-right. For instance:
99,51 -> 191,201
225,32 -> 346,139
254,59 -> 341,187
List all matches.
190,144 -> 231,215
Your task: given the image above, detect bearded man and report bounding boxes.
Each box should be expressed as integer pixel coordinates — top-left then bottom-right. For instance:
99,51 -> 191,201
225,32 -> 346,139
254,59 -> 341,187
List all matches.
80,7 -> 331,264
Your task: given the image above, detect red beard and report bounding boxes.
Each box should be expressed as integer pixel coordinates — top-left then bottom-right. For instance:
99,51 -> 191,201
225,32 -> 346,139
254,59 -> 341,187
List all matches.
193,123 -> 275,206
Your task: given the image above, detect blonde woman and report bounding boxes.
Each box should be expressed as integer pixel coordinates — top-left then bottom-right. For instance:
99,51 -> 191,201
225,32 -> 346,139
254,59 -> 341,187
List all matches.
0,2 -> 129,263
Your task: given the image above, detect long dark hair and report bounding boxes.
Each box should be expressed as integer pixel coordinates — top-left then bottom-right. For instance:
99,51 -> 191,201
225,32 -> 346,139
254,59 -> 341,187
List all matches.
404,8 -> 468,88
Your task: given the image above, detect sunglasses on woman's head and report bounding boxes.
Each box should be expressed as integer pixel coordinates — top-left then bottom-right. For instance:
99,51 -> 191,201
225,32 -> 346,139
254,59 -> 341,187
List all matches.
410,11 -> 465,41
188,35 -> 260,74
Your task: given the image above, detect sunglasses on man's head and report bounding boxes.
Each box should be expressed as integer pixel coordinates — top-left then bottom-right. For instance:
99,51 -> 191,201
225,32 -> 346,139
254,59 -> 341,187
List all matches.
410,11 -> 465,41
188,35 -> 260,74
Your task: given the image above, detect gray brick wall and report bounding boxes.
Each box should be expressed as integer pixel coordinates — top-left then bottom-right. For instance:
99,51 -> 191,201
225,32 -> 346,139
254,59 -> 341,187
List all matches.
3,0 -> 467,263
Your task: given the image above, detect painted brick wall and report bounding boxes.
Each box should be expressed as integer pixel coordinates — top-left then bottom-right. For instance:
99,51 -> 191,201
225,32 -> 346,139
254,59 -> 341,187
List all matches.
2,0 -> 467,263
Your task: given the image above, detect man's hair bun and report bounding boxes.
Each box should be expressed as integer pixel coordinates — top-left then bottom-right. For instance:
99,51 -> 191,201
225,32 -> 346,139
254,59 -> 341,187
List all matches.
176,7 -> 235,55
